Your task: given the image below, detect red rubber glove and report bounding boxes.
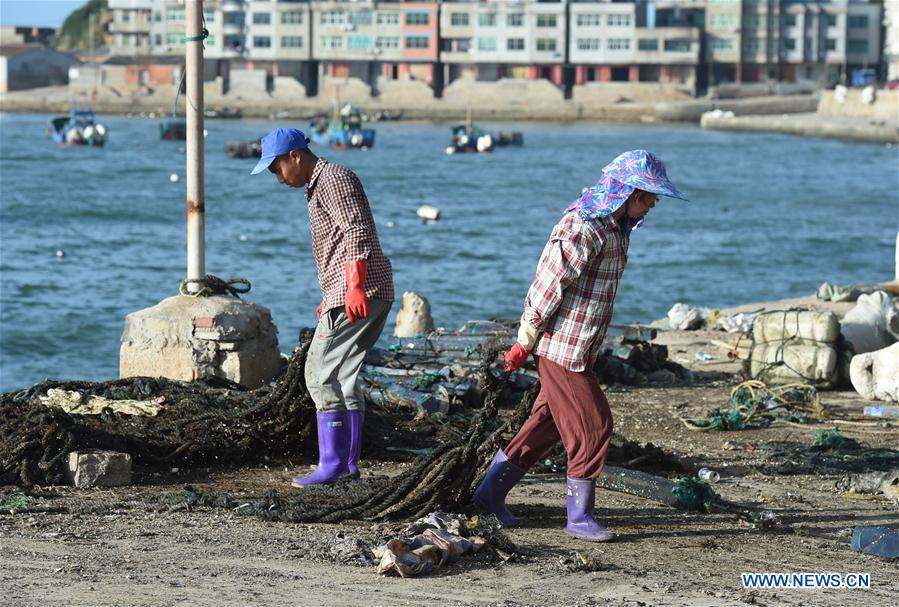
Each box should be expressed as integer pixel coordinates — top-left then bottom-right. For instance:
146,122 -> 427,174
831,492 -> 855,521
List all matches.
504,343 -> 529,372
316,300 -> 323,318
344,260 -> 369,322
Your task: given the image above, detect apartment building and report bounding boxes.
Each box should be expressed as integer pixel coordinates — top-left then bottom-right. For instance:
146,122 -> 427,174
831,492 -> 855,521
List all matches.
105,0 -> 888,96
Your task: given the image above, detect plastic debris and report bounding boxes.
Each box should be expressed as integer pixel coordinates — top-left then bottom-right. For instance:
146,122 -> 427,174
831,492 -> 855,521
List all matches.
696,351 -> 713,362
850,526 -> 899,559
863,405 -> 899,418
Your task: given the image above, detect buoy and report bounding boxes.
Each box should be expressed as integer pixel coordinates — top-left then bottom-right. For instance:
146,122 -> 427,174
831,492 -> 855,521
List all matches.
203,128 -> 208,138
445,146 -> 456,155
170,173 -> 179,183
350,133 -> 364,146
386,221 -> 396,228
239,234 -> 249,241
55,250 -> 65,258
417,205 -> 440,221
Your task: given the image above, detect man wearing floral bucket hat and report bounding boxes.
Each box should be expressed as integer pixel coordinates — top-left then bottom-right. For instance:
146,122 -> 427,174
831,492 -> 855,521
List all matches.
473,150 -> 688,542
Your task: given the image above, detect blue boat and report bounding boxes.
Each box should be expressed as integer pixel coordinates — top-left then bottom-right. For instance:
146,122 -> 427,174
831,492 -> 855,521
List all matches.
48,102 -> 107,146
309,105 -> 375,149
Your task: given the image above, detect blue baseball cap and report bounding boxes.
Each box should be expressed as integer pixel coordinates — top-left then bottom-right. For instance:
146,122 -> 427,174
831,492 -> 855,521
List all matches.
250,127 -> 309,175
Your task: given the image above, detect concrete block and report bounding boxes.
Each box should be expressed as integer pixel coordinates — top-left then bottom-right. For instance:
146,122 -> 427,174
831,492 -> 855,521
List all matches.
65,450 -> 132,488
851,343 -> 899,402
120,295 -> 282,389
394,291 -> 435,338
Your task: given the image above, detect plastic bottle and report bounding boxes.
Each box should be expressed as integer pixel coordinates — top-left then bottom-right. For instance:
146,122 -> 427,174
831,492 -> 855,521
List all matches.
698,468 -> 720,483
863,406 -> 899,418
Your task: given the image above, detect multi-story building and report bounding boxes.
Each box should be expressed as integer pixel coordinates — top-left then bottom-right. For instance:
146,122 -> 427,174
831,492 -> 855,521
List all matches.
105,0 -> 888,97
886,0 -> 899,81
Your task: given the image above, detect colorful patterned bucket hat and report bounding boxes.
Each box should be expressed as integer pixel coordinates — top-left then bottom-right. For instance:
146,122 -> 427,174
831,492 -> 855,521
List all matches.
567,149 -> 688,222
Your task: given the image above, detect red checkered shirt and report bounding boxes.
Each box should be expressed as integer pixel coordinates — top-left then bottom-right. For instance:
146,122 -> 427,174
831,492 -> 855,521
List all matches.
305,158 -> 394,311
523,212 -> 630,372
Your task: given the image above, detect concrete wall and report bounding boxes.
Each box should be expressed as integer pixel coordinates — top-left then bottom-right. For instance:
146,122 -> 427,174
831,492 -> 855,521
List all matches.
818,89 -> 899,121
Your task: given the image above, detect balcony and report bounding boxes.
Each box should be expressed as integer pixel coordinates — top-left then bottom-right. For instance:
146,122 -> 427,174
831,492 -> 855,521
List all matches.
223,22 -> 244,35
222,0 -> 244,13
109,20 -> 152,34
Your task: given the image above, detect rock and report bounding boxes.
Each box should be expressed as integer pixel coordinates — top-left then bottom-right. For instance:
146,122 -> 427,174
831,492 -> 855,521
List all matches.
850,342 -> 899,402
393,291 -> 435,337
65,450 -> 132,488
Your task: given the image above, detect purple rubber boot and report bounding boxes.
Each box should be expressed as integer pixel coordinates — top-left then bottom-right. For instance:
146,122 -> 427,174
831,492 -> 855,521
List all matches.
473,450 -> 526,526
291,411 -> 350,488
345,409 -> 364,479
565,477 -> 615,542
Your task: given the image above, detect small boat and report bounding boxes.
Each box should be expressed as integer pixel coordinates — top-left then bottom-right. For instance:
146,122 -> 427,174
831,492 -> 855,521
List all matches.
48,102 -> 107,147
446,123 -> 494,154
160,119 -> 187,140
225,141 -> 262,159
309,104 -> 375,150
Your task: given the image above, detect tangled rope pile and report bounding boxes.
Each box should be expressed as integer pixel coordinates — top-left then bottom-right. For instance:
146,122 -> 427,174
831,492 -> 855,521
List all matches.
681,380 -> 825,431
1,335 -> 540,522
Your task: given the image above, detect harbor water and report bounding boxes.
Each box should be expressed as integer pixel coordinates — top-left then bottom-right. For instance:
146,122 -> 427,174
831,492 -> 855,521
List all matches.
0,112 -> 895,391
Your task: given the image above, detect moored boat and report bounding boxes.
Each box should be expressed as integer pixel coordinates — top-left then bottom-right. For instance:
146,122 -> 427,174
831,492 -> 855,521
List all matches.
48,102 -> 107,147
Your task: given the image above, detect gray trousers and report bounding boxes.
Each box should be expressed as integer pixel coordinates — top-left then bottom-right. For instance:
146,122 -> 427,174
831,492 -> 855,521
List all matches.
304,298 -> 391,412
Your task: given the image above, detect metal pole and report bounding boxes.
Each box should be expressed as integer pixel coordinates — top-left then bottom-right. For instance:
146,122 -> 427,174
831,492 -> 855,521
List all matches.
185,0 -> 205,293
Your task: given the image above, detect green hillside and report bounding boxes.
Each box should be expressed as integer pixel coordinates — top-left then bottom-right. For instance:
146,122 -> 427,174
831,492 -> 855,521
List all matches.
53,0 -> 109,50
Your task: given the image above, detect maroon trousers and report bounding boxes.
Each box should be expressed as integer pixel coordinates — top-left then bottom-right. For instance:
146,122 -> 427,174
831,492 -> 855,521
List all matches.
504,355 -> 613,480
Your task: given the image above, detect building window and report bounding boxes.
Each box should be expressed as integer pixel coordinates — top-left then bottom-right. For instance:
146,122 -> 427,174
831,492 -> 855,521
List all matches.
376,36 -> 399,49
712,38 -> 734,50
826,38 -> 836,51
204,10 -> 215,23
607,38 -> 630,51
784,38 -> 796,51
638,38 -> 658,51
743,38 -> 759,51
321,35 -> 343,49
782,14 -> 796,27
253,36 -> 271,48
405,12 -> 430,26
577,15 -> 601,27
320,12 -> 343,25
348,35 -> 372,49
507,14 -> 524,27
281,11 -> 303,25
847,39 -> 868,53
253,13 -> 271,25
349,11 -> 372,26
477,37 -> 496,51
405,35 -> 429,49
607,14 -> 630,27
154,12 -> 161,22
710,14 -> 738,29
507,38 -> 524,51
166,32 -> 182,45
224,12 -> 243,26
450,13 -> 469,27
536,38 -> 557,52
663,39 -> 690,52
121,10 -> 130,22
206,34 -> 215,45
479,13 -> 497,27
536,14 -> 557,28
166,7 -> 185,22
576,38 -> 601,51
825,14 -> 836,28
155,33 -> 162,46
377,13 -> 399,25
847,15 -> 869,29
281,36 -> 303,48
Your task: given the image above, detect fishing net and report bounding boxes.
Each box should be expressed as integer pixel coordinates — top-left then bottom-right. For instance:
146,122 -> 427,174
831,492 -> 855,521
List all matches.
681,380 -> 823,431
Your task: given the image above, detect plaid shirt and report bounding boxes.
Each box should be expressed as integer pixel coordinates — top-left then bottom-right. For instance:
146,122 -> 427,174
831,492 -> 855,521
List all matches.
305,158 -> 394,311
523,212 -> 630,372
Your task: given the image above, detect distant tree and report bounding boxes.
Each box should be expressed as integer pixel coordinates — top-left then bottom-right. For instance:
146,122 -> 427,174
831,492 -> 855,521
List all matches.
53,0 -> 110,50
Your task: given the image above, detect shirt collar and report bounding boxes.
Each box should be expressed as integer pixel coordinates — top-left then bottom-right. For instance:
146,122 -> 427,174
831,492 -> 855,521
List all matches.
305,157 -> 327,200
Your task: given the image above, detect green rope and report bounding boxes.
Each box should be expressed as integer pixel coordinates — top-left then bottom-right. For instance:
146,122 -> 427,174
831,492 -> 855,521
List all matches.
411,372 -> 442,391
671,477 -> 717,512
811,429 -> 860,451
171,27 -> 209,118
688,384 -> 815,431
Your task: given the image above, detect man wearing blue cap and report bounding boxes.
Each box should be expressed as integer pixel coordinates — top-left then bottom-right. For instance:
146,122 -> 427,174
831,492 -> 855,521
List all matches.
473,150 -> 688,542
252,127 -> 393,488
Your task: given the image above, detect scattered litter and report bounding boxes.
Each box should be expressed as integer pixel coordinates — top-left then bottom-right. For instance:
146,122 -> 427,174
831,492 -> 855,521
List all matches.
39,389 -> 164,416
837,469 -> 899,500
682,380 -> 820,431
864,405 -> 899,418
811,429 -> 860,451
698,468 -> 720,483
815,282 -> 871,303
558,551 -> 609,573
714,312 -> 759,334
850,526 -> 899,559
667,303 -> 706,330
696,351 -> 713,362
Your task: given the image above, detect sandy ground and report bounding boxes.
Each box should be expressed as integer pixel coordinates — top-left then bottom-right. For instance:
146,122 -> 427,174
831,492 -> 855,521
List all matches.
2,290 -> 897,606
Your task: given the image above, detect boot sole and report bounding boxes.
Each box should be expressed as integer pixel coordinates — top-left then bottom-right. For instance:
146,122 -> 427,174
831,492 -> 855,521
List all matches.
565,529 -> 615,542
473,496 -> 520,527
